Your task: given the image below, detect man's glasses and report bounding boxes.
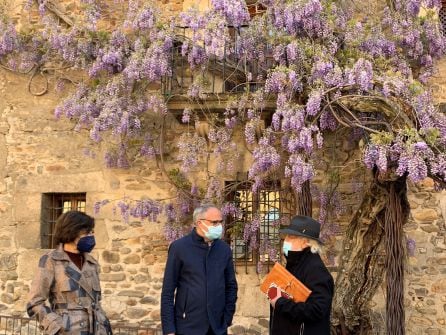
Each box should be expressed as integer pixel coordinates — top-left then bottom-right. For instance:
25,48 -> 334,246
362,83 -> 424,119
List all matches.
200,219 -> 224,226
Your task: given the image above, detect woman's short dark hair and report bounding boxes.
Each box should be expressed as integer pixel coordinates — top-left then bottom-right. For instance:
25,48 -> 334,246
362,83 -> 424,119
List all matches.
53,211 -> 95,245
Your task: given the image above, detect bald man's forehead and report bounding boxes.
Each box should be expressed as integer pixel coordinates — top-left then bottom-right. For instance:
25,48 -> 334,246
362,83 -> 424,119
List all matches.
205,207 -> 222,218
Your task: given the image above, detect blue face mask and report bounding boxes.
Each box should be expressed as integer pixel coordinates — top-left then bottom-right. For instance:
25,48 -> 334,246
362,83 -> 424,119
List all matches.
203,223 -> 223,240
77,235 -> 96,253
282,241 -> 292,256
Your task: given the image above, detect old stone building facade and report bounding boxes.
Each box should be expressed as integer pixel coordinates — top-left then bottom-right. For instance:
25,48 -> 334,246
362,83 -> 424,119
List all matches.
1,1 -> 446,334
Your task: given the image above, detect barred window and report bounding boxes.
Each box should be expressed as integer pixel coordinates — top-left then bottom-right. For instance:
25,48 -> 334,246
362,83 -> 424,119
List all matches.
224,181 -> 295,273
440,3 -> 446,35
40,193 -> 86,249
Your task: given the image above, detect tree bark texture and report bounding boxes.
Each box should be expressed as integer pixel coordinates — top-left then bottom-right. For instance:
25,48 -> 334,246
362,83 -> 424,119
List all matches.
296,180 -> 312,216
384,176 -> 409,335
331,170 -> 410,335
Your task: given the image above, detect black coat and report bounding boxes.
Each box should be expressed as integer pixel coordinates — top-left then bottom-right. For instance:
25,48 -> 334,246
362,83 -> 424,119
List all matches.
270,248 -> 334,335
161,228 -> 238,335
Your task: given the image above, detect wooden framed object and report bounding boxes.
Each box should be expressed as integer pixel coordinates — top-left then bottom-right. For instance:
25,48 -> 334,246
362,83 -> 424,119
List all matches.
260,262 -> 312,303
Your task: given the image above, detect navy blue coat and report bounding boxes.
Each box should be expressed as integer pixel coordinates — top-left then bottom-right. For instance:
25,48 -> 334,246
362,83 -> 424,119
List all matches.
161,228 -> 238,335
270,248 -> 334,335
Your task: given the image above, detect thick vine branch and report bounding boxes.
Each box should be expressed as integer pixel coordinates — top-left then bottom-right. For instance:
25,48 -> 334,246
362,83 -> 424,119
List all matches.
42,0 -> 74,27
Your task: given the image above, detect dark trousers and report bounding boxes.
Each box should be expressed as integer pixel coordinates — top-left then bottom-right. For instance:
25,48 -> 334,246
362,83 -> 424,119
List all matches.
178,327 -> 226,335
206,328 -> 227,335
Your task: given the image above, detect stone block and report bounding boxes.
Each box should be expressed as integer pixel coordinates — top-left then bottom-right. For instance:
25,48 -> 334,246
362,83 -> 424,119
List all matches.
17,250 -> 46,281
100,273 -> 126,282
416,307 -> 437,315
102,250 -> 120,264
0,253 -> 17,271
133,274 -> 149,284
409,315 -> 433,326
13,193 -> 41,221
0,235 -> 11,248
126,308 -> 149,319
126,299 -> 137,306
15,172 -> 105,193
140,296 -> 158,305
0,293 -> 13,304
432,279 -> 446,293
234,282 -> 269,317
229,325 -> 248,334
143,254 -> 156,265
412,209 -> 438,223
420,225 -> 440,233
16,221 -> 40,248
120,247 -> 131,254
117,290 -> 145,298
436,258 -> 446,265
257,318 -> 269,328
149,309 -> 160,321
0,270 -> 17,281
123,254 -> 141,264
94,219 -> 109,249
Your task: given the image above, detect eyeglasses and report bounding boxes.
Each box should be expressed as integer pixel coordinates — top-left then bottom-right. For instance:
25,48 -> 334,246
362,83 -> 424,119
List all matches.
200,219 -> 224,226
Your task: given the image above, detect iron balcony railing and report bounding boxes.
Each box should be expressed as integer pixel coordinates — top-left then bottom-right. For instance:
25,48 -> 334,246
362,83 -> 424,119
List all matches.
0,315 -> 162,335
161,26 -> 275,97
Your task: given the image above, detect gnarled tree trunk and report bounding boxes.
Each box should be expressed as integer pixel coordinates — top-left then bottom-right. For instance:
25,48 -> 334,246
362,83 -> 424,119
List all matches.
296,180 -> 312,216
384,176 -> 409,335
331,169 -> 409,334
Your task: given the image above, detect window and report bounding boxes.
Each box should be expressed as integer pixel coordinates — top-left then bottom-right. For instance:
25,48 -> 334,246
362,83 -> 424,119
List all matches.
224,181 -> 295,273
246,0 -> 266,18
441,1 -> 446,34
40,193 -> 86,249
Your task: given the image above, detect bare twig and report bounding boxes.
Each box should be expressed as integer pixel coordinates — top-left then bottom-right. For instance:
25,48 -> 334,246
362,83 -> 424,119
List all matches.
44,0 -> 74,27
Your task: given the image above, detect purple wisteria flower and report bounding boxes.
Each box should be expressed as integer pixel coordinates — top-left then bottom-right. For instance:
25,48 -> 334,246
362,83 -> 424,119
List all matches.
177,133 -> 207,172
406,237 -> 416,257
211,0 -> 250,27
248,137 -> 281,178
182,108 -> 192,123
221,202 -> 243,218
94,199 -> 110,214
346,58 -> 374,91
306,90 -> 322,116
0,22 -> 20,57
286,154 -> 314,192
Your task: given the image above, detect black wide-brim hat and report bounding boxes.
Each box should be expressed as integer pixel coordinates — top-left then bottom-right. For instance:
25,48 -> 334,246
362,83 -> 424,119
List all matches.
279,215 -> 324,244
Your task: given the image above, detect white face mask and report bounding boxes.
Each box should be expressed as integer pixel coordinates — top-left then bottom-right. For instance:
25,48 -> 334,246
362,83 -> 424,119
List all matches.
202,222 -> 223,240
282,241 -> 292,256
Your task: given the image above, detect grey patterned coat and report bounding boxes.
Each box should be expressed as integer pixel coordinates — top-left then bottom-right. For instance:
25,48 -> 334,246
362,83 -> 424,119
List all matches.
27,244 -> 111,335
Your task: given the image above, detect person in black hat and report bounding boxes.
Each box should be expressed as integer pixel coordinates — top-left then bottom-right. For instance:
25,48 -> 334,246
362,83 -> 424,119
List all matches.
268,215 -> 334,335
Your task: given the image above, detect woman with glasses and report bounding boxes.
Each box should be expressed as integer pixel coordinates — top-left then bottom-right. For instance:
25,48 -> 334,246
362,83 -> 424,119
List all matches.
27,211 -> 112,335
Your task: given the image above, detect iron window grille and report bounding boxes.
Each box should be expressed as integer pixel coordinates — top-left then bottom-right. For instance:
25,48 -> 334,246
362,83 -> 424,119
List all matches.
224,180 -> 296,273
40,193 -> 86,249
161,26 -> 275,97
441,1 -> 446,35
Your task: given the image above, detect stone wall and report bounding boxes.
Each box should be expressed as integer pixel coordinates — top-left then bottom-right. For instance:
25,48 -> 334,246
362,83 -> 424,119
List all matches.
2,65 -> 446,334
0,1 -> 446,334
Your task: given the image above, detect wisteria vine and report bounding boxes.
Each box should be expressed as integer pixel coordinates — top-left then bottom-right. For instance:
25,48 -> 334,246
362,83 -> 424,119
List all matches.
1,0 -> 445,261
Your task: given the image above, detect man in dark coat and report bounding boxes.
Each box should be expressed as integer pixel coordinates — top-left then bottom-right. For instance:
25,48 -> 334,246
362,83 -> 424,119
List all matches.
269,215 -> 334,335
161,204 -> 238,335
